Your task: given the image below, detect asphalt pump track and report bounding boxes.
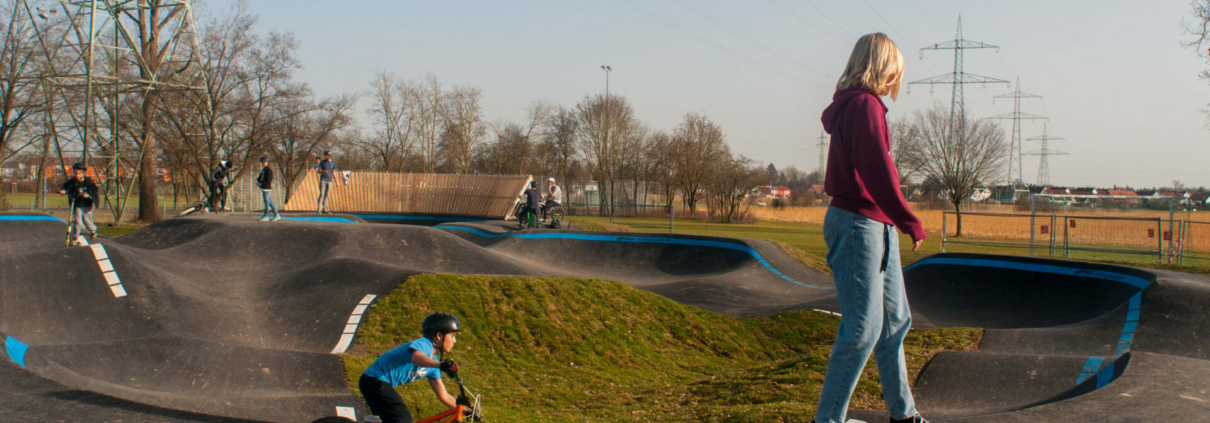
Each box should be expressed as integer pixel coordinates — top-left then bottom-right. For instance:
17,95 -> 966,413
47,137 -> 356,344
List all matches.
0,212 -> 1208,422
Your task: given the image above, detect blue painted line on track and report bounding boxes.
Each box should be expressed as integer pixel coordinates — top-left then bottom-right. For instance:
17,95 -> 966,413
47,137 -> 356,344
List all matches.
353,214 -> 493,222
435,224 -> 831,289
905,256 -> 1151,389
5,336 -> 28,367
0,215 -> 65,222
281,217 -> 356,223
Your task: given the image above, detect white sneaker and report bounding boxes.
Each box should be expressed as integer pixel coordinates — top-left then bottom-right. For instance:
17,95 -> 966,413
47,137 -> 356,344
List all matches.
258,216 -> 269,221
272,215 -> 281,221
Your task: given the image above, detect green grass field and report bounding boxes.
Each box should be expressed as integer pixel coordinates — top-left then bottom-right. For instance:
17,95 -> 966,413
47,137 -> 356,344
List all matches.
342,274 -> 981,422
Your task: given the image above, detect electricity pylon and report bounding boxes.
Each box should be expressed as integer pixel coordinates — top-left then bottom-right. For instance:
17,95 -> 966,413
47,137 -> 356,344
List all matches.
907,16 -> 1009,146
816,132 -> 828,177
30,0 -> 206,221
990,77 -> 1047,187
1023,123 -> 1067,186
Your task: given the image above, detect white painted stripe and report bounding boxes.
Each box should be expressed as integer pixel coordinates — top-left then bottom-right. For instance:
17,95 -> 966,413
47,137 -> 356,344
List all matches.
109,284 -> 127,298
352,305 -> 368,315
359,294 -> 377,304
77,236 -> 88,246
89,243 -> 108,260
347,314 -> 363,324
97,259 -> 114,273
331,334 -> 355,354
102,271 -> 121,286
343,324 -> 359,334
335,406 -> 356,420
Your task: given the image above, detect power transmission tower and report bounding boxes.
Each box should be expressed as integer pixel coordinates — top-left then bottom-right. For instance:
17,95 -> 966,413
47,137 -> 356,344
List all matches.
816,131 -> 828,178
990,77 -> 1046,187
907,16 -> 1009,144
1023,123 -> 1067,186
32,0 -> 205,222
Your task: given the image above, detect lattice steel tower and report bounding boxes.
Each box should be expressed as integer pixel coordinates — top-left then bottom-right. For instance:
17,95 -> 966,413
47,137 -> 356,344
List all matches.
908,16 -> 1009,146
1023,123 -> 1067,186
816,132 -> 828,177
990,78 -> 1047,187
30,0 -> 205,221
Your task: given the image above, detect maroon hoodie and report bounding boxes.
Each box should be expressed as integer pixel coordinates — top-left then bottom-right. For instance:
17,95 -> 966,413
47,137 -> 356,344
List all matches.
821,87 -> 927,242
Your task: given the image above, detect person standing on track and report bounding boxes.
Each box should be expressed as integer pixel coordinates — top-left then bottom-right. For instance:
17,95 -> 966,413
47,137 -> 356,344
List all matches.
256,156 -> 281,221
316,150 -> 338,214
542,177 -> 562,222
811,33 -> 929,423
59,162 -> 98,245
359,312 -> 463,423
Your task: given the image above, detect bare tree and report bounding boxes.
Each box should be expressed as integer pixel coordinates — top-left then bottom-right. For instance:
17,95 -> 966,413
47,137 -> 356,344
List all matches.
575,93 -> 635,219
0,1 -> 50,209
270,94 -> 355,201
415,73 -> 443,173
889,116 -> 923,184
705,154 -> 762,223
362,70 -> 418,172
911,102 -> 1006,236
647,131 -> 677,212
543,105 -> 578,187
672,112 -> 729,214
1184,1 -> 1210,124
440,85 -> 484,174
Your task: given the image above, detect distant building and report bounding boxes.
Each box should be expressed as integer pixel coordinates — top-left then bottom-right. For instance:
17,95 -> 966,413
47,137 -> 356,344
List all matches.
759,185 -> 791,198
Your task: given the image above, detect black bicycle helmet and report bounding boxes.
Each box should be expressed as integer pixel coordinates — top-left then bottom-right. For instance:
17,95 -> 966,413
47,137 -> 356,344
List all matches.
530,181 -> 538,188
71,162 -> 86,171
422,312 -> 461,340
259,155 -> 269,162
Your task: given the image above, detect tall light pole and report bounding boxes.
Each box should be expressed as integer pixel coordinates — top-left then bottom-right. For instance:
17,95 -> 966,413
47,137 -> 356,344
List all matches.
601,65 -> 613,223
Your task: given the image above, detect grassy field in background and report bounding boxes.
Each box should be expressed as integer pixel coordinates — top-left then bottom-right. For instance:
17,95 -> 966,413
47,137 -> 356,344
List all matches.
343,274 -> 981,422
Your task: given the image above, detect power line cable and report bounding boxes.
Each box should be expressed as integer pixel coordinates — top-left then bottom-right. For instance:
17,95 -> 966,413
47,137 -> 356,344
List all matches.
763,0 -> 852,43
673,0 -> 832,80
802,0 -> 856,40
908,0 -> 950,35
617,0 -> 821,86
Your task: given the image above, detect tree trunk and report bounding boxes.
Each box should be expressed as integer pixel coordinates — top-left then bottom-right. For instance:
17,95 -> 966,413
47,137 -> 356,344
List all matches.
137,92 -> 161,223
952,200 -> 962,237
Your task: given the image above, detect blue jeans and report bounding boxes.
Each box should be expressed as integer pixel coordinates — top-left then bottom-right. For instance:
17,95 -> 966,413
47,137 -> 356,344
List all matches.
815,207 -> 916,423
261,190 -> 278,218
317,181 -> 332,211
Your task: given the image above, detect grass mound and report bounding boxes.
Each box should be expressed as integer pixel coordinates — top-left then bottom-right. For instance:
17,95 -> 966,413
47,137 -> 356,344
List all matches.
344,274 -> 981,422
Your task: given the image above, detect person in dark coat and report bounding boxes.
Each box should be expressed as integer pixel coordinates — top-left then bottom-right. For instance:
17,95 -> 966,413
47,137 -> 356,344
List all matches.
256,155 -> 280,221
210,161 -> 233,212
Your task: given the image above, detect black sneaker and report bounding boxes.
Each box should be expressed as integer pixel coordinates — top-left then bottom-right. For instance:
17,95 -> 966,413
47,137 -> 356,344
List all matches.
891,415 -> 929,423
90,232 -> 97,240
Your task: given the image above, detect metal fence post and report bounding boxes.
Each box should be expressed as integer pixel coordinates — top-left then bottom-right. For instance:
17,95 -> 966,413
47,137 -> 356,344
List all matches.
1064,215 -> 1070,258
941,211 -> 947,252
1050,214 -> 1057,256
1029,194 -> 1036,256
1157,219 -> 1163,264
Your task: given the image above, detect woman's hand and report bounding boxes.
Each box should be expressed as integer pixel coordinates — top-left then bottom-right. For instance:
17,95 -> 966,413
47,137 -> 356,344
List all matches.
912,239 -> 923,251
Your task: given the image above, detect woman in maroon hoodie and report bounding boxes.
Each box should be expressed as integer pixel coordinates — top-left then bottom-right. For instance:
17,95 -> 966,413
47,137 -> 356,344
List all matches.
812,33 -> 928,423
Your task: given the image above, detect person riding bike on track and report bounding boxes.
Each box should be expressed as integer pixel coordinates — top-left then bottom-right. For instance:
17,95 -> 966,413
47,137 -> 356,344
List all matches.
542,177 -> 562,222
359,312 -> 463,423
209,160 -> 233,212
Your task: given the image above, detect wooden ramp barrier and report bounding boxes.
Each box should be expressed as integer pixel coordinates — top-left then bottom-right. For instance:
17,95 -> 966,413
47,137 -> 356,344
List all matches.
283,171 -> 531,218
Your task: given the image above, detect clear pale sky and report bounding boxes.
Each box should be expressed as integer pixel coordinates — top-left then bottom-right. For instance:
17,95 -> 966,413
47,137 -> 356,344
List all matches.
211,0 -> 1210,189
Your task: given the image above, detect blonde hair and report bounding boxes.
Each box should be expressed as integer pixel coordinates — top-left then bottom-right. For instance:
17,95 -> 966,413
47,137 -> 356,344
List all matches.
836,33 -> 905,101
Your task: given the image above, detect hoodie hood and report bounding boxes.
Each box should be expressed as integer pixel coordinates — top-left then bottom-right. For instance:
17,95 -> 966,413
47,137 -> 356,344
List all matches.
821,87 -> 885,134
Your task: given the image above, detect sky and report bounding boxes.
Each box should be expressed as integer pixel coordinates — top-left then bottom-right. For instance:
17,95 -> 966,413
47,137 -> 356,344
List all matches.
206,0 -> 1210,189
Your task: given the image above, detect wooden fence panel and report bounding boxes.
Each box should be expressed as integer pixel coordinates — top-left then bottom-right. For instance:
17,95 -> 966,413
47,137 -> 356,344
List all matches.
282,171 -> 530,218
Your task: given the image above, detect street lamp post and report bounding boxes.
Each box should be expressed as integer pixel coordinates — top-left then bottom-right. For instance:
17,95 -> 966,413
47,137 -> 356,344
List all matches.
601,65 -> 613,223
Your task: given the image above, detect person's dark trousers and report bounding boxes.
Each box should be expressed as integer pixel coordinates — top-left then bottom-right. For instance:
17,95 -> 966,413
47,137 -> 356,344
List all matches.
542,200 -> 559,220
209,183 -> 225,211
525,206 -> 540,226
359,374 -> 413,423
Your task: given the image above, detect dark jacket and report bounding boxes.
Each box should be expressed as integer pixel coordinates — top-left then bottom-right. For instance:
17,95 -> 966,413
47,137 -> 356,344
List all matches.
211,164 -> 230,186
524,187 -> 542,210
257,166 -> 274,190
821,87 -> 926,242
61,177 -> 99,209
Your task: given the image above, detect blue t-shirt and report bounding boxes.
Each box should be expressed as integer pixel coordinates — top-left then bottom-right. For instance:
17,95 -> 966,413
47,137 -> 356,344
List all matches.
318,160 -> 336,182
363,337 -> 442,387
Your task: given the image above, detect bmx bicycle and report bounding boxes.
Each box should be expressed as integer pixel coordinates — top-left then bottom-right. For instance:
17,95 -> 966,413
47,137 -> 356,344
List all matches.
177,193 -> 212,217
544,204 -> 565,229
315,373 -> 483,423
513,200 -> 539,230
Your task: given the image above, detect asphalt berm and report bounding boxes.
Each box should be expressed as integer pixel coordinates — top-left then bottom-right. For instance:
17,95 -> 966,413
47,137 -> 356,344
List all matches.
1,212 -> 1209,422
